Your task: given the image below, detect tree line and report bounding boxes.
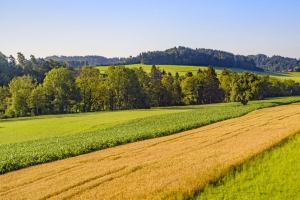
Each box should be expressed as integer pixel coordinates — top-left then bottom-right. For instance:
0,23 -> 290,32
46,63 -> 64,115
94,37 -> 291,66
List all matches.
40,47 -> 300,73
1,54 -> 300,118
247,54 -> 300,72
45,55 -> 125,67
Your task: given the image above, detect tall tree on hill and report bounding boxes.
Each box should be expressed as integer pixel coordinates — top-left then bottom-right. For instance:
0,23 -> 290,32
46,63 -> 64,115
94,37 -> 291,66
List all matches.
0,52 -> 10,86
8,55 -> 22,78
17,52 -> 33,74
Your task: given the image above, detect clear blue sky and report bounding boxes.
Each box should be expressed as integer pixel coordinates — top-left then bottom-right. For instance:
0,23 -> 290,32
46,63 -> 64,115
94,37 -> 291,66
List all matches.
1,0 -> 299,59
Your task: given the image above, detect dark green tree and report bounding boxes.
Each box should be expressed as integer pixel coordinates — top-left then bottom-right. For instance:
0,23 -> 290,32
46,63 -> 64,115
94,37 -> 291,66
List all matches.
76,66 -> 102,112
230,72 -> 259,105
0,86 -> 10,115
202,66 -> 224,104
43,67 -> 79,113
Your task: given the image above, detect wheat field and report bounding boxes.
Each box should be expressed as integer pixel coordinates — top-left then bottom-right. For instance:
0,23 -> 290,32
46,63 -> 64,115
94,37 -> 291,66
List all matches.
1,104 -> 300,199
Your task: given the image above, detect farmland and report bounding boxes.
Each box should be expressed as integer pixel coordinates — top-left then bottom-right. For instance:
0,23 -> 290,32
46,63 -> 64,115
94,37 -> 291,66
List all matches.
1,96 -> 300,174
96,64 -> 300,82
194,132 -> 300,200
0,109 -> 187,145
1,103 -> 300,199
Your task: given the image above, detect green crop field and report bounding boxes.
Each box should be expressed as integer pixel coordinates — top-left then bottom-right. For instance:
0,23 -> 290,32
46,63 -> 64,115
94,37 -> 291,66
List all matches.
0,96 -> 300,174
194,132 -> 300,200
0,109 -> 187,145
96,64 -> 300,82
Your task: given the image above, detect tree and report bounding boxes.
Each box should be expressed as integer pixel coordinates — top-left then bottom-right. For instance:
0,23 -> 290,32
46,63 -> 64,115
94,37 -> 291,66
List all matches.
133,67 -> 151,108
43,67 -> 79,113
7,75 -> 36,116
17,52 -> 33,74
28,84 -> 46,115
161,74 -> 175,106
105,66 -> 148,110
294,66 -> 300,72
0,86 -> 10,114
0,52 -> 10,86
256,75 -> 272,99
230,72 -> 259,105
17,52 -> 26,69
181,75 -> 203,105
148,65 -> 166,106
76,66 -> 102,112
219,68 -> 237,102
202,66 -> 224,104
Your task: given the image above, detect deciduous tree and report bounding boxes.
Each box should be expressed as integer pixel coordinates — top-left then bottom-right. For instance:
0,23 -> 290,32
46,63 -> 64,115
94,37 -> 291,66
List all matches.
43,67 -> 79,113
230,72 -> 259,105
7,75 -> 36,116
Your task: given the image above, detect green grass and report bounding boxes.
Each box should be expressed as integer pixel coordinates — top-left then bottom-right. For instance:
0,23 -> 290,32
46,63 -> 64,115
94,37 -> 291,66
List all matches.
194,132 -> 300,200
0,109 -> 187,145
96,64 -> 300,82
0,96 -> 299,174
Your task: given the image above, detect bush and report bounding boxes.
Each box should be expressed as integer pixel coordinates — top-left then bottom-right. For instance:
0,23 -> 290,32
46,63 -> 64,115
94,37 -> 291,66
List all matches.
4,107 -> 16,118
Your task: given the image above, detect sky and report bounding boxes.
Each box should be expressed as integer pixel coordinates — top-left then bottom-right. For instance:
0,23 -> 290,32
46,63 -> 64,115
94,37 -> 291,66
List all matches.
1,0 -> 300,59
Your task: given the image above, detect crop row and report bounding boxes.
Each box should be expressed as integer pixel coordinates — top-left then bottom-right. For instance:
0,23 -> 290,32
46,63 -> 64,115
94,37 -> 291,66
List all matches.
0,96 -> 300,174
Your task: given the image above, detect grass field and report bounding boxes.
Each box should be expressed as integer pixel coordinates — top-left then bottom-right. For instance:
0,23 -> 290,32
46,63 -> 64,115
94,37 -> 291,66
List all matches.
194,132 -> 300,200
1,104 -> 300,199
0,96 -> 300,174
0,109 -> 188,145
96,64 -> 300,82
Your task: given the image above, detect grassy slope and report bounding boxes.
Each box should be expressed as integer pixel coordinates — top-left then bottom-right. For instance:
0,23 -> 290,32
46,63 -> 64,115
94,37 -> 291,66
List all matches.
0,96 -> 300,174
96,64 -> 300,82
0,109 -> 187,145
194,132 -> 300,200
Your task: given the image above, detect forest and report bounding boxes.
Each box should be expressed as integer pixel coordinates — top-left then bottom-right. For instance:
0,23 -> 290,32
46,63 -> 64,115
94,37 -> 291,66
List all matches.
44,47 -> 300,72
1,51 -> 300,118
125,46 -> 263,71
248,54 -> 300,72
45,55 -> 125,67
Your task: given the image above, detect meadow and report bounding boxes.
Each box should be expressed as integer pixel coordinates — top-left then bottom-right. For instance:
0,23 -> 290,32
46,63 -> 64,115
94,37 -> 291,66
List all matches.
1,103 -> 300,199
194,132 -> 300,200
0,96 -> 300,174
96,64 -> 300,82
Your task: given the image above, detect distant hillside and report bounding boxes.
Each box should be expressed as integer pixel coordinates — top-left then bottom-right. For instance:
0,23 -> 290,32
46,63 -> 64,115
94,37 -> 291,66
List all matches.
247,54 -> 300,72
45,47 -> 300,72
124,46 -> 264,72
45,55 -> 125,68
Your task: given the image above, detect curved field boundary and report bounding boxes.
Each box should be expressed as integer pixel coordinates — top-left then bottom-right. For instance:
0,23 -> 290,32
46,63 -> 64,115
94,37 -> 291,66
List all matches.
1,104 -> 300,199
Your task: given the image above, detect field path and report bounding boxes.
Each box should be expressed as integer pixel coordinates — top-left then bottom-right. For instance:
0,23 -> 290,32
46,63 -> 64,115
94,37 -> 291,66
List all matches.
1,104 -> 300,199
